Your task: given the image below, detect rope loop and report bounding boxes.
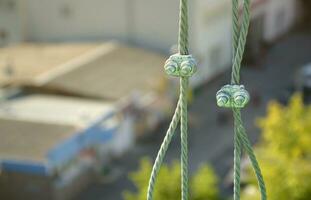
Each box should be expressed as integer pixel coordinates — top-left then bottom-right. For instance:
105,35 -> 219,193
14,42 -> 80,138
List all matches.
147,0 -> 191,200
223,0 -> 267,199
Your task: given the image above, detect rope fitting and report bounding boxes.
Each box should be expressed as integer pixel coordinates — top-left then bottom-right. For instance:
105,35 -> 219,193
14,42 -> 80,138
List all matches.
216,84 -> 250,108
164,54 -> 197,77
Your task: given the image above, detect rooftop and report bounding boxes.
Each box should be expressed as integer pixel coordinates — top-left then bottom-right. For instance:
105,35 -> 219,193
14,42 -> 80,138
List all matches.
0,43 -> 100,85
0,118 -> 77,163
0,94 -> 114,127
37,42 -> 166,100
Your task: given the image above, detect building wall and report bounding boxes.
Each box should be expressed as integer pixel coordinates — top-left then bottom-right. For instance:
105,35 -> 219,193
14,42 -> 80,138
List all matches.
24,0 -> 129,42
130,0 -> 181,52
0,0 -> 24,46
263,0 -> 297,42
11,0 -> 299,47
192,0 -> 232,86
21,0 -> 298,47
3,0 -> 299,85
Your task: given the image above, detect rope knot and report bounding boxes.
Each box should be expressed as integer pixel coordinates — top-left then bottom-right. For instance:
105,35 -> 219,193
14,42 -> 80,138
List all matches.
164,54 -> 197,77
216,84 -> 250,108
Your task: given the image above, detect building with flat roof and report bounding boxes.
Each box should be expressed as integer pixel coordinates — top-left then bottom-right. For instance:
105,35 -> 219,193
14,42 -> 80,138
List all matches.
0,41 -> 172,136
0,94 -> 134,199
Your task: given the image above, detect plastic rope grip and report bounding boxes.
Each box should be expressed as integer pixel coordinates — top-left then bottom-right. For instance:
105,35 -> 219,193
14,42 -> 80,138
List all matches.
164,54 -> 197,77
216,84 -> 250,108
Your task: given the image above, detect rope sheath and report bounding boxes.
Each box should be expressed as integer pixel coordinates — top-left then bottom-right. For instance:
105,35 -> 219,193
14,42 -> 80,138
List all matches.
147,0 -> 190,199
180,77 -> 189,200
231,1 -> 267,200
147,100 -> 181,200
178,0 -> 189,55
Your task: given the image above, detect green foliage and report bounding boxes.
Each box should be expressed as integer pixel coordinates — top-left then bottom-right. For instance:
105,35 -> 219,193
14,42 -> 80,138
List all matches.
191,165 -> 220,200
258,93 -> 311,160
242,94 -> 311,200
123,158 -> 221,200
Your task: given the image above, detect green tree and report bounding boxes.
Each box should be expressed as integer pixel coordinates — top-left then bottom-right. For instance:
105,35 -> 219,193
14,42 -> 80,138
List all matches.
123,158 -> 221,200
242,94 -> 311,200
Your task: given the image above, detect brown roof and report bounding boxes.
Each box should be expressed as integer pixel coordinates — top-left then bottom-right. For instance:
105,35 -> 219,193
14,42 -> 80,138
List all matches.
0,118 -> 77,163
0,43 -> 100,85
41,43 -> 166,100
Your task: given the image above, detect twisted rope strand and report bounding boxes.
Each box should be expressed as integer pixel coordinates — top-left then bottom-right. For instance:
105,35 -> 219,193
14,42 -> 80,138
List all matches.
232,0 -> 240,59
178,0 -> 190,199
230,0 -> 267,200
231,1 -> 243,199
233,119 -> 242,200
231,0 -> 250,84
147,100 -> 181,200
236,121 -> 267,200
147,0 -> 190,199
180,77 -> 189,200
178,0 -> 189,55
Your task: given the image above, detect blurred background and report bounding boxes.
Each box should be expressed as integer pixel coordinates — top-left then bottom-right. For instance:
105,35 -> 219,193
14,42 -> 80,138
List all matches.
0,0 -> 311,200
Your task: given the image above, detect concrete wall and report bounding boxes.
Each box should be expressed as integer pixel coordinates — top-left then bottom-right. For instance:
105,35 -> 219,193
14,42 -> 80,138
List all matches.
22,0 -> 191,52
192,0 -> 232,85
264,0 -> 297,42
21,0 -> 298,49
2,0 -> 299,85
130,0 -> 180,52
24,0 -> 129,42
0,0 -> 25,46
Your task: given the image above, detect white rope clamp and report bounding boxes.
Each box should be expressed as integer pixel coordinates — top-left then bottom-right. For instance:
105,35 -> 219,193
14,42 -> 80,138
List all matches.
164,54 -> 197,77
216,85 -> 250,108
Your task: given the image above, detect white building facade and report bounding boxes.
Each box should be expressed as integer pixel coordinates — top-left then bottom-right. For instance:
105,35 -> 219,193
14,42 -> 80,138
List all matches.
1,0 -> 299,84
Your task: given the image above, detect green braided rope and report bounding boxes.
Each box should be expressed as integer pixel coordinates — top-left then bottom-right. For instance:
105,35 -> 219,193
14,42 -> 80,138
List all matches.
233,116 -> 242,200
147,100 -> 181,200
231,0 -> 240,59
147,0 -> 190,199
235,115 -> 267,200
179,0 -> 190,199
230,0 -> 267,200
178,0 -> 189,55
231,1 -> 242,199
180,77 -> 189,200
231,0 -> 250,84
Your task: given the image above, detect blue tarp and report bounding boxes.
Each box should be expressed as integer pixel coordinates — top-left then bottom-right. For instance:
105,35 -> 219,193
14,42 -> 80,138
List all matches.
0,160 -> 47,176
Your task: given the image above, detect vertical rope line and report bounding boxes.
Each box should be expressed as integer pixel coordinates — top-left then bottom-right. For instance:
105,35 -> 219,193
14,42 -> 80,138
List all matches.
233,108 -> 242,200
231,0 -> 250,84
146,100 -> 181,200
231,1 -> 242,199
231,0 -> 240,63
178,0 -> 190,199
178,0 -> 189,55
180,77 -> 189,200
